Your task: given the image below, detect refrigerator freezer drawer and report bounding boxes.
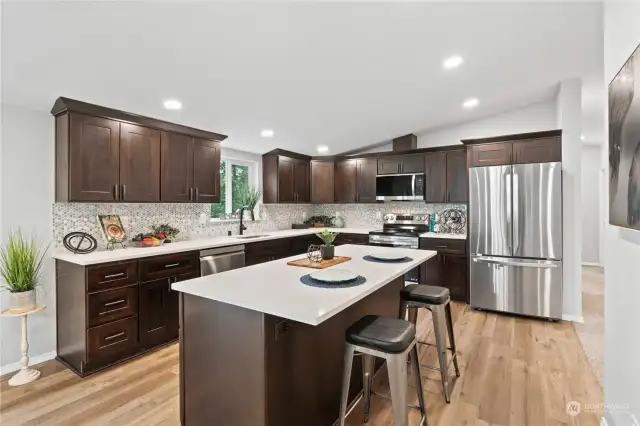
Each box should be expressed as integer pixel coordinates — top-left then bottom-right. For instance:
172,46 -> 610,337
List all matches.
470,256 -> 563,320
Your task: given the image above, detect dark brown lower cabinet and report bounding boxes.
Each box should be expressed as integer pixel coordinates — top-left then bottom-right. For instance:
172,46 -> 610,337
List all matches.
421,254 -> 468,302
56,252 -> 199,377
333,233 -> 369,246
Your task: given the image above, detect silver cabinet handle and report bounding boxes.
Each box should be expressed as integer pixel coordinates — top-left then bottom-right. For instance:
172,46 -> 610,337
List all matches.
104,331 -> 125,341
113,184 -> 119,201
189,188 -> 193,201
105,272 -> 125,279
195,187 -> 199,201
121,184 -> 126,201
104,299 -> 125,307
435,245 -> 448,249
165,263 -> 180,268
99,306 -> 127,315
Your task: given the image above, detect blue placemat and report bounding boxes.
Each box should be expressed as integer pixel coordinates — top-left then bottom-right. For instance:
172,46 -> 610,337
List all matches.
299,274 -> 366,289
363,255 -> 413,263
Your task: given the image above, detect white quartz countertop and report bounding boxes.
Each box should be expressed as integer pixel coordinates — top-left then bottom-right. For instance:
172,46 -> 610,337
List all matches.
52,228 -> 375,266
172,244 -> 435,326
419,232 -> 467,240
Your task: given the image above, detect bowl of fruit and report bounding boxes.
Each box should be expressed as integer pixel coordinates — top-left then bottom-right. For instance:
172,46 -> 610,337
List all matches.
130,232 -> 167,248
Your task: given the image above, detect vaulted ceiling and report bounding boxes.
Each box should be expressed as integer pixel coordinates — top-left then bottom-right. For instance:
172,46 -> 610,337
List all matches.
2,2 -> 604,155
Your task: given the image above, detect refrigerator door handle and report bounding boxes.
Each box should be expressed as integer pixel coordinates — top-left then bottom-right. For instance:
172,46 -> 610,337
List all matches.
505,168 -> 512,254
472,257 -> 558,269
512,171 -> 520,255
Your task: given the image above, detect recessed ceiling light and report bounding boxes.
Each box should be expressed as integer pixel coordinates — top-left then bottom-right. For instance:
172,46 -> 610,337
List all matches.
443,55 -> 464,69
581,134 -> 585,141
163,99 -> 182,110
463,98 -> 479,109
317,145 -> 329,153
260,129 -> 274,138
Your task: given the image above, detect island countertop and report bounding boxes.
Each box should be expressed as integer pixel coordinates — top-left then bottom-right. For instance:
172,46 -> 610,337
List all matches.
172,244 -> 435,326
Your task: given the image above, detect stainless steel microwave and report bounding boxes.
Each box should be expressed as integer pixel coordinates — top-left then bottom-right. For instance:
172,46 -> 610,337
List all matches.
376,173 -> 425,201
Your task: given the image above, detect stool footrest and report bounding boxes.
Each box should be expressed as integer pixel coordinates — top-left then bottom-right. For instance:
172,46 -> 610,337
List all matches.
370,390 -> 425,412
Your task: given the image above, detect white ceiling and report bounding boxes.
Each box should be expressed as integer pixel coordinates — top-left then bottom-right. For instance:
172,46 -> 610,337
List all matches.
2,1 -> 605,155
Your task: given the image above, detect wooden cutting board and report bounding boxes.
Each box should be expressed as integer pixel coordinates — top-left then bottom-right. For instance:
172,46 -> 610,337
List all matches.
287,256 -> 351,269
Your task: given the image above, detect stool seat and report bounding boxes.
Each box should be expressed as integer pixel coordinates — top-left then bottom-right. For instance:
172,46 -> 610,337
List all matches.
401,284 -> 450,305
346,315 -> 416,354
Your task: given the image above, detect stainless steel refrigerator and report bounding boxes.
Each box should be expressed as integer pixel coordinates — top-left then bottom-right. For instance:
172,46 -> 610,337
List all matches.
469,162 -> 563,319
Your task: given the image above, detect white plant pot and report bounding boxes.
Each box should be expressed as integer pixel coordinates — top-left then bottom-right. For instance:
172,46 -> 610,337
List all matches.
9,289 -> 36,312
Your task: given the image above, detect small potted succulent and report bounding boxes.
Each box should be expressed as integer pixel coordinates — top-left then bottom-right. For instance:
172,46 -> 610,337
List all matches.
315,229 -> 339,260
0,230 -> 49,312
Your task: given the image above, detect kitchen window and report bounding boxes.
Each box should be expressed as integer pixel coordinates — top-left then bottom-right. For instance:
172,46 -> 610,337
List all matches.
211,158 -> 258,218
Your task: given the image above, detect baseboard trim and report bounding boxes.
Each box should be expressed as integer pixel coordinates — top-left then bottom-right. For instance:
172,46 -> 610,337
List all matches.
582,262 -> 602,267
562,314 -> 584,323
0,351 -> 57,376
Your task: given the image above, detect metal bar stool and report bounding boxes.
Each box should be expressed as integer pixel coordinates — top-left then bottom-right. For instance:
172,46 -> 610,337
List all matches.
399,284 -> 460,403
338,315 -> 428,426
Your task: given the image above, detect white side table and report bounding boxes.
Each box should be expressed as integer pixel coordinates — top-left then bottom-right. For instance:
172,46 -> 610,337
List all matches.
1,304 -> 46,386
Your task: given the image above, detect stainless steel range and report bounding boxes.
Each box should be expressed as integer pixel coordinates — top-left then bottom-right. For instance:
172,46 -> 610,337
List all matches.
369,213 -> 430,282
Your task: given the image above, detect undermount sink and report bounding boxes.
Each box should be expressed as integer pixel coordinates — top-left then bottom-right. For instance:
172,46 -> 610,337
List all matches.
235,234 -> 270,240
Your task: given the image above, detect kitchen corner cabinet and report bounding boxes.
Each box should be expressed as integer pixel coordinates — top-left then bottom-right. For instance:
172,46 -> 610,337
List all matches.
52,97 -> 226,203
424,150 -> 467,203
334,158 -> 377,203
262,154 -> 310,203
310,160 -> 334,203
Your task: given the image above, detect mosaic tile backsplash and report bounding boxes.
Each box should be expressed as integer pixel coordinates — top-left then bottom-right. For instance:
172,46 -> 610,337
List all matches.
52,202 -> 465,247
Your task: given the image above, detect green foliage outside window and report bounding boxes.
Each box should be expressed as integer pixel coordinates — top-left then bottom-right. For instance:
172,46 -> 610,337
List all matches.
210,161 -> 252,218
211,160 -> 226,218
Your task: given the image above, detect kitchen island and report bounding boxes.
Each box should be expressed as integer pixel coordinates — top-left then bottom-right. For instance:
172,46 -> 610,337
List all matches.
172,244 -> 435,426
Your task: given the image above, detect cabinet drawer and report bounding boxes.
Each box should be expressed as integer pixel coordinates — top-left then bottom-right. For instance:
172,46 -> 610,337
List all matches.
422,238 -> 466,255
333,233 -> 369,246
88,285 -> 138,328
87,261 -> 138,293
139,252 -> 199,282
87,316 -> 138,362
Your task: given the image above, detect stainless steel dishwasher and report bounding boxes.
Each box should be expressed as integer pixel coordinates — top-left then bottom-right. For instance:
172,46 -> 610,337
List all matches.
200,245 -> 245,276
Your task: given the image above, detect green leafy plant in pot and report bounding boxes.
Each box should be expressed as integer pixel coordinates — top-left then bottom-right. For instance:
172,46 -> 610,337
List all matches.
240,186 -> 262,221
0,230 -> 49,312
315,229 -> 339,260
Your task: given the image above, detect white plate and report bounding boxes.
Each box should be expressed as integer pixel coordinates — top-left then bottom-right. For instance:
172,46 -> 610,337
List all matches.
309,269 -> 359,283
368,252 -> 407,261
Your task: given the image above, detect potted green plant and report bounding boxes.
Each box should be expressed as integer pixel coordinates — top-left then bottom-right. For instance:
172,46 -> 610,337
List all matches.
0,230 -> 49,312
315,229 -> 339,260
240,187 -> 262,221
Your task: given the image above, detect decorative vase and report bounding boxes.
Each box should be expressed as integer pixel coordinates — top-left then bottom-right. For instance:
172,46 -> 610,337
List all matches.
9,289 -> 36,312
321,245 -> 335,260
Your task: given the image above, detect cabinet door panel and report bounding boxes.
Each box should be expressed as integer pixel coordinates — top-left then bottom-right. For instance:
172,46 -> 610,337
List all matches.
421,255 -> 444,287
334,160 -> 357,203
356,158 -> 377,203
377,156 -> 402,175
120,123 -> 160,202
400,154 -> 424,173
512,137 -> 561,164
446,150 -> 468,203
193,138 -> 221,203
470,143 -> 512,167
139,278 -> 172,348
161,132 -> 193,202
310,160 -> 334,203
277,156 -> 295,203
69,113 -> 120,201
425,152 -> 447,203
443,255 -> 468,302
294,159 -> 310,202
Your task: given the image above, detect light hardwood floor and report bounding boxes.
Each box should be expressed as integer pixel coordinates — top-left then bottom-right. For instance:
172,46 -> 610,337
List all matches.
0,303 -> 603,426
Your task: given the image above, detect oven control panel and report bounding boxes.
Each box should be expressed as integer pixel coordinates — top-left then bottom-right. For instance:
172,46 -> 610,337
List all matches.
383,213 -> 429,224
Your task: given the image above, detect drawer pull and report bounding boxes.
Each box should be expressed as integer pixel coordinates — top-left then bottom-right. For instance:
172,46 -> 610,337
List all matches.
164,263 -> 180,268
104,331 -> 125,341
99,306 -> 127,316
104,299 -> 126,307
104,272 -> 125,279
436,245 -> 448,249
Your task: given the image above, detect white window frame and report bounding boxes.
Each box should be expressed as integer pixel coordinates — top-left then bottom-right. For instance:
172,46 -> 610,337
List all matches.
220,156 -> 259,215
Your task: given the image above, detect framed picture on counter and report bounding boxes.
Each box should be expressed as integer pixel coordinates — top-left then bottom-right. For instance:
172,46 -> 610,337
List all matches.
97,214 -> 126,243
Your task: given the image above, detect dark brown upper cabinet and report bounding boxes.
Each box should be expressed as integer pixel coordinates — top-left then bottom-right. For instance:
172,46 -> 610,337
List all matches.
262,152 -> 310,203
310,160 -> 334,204
119,123 -> 160,202
512,137 -> 561,164
424,150 -> 467,203
469,142 -> 513,167
64,113 -> 121,202
53,97 -> 226,203
377,154 -> 424,175
160,133 -> 221,203
334,158 -> 377,203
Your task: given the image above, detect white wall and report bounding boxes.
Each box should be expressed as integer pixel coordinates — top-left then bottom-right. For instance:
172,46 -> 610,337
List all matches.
416,99 -> 558,148
581,146 -> 601,265
0,103 -> 56,372
604,1 -> 640,424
